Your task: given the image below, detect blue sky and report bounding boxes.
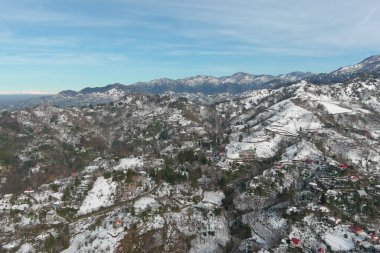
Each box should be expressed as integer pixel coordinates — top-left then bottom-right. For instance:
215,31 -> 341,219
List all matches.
0,0 -> 379,94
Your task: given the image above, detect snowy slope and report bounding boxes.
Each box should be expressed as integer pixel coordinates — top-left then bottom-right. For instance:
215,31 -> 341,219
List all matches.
78,177 -> 117,215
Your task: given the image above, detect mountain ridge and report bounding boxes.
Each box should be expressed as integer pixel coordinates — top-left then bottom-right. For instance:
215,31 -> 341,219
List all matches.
1,55 -> 379,111
59,54 -> 380,96
58,71 -> 314,96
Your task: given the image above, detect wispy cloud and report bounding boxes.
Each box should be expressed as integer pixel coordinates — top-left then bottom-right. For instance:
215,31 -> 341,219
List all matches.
2,0 -> 379,55
158,0 -> 380,52
0,52 -> 128,65
0,0 -> 379,91
0,91 -> 55,95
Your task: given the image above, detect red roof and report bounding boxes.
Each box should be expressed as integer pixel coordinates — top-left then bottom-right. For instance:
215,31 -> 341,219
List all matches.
351,226 -> 364,233
291,237 -> 301,246
369,233 -> 379,241
318,248 -> 325,253
339,164 -> 348,169
113,218 -> 122,227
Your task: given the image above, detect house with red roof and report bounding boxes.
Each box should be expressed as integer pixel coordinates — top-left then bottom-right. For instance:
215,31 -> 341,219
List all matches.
290,237 -> 301,247
24,187 -> 34,194
350,175 -> 360,182
275,163 -> 282,170
339,164 -> 348,169
367,233 -> 379,243
351,226 -> 365,235
304,159 -> 313,164
113,217 -> 123,228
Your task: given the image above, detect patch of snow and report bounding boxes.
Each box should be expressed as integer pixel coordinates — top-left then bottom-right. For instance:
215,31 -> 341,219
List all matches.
62,225 -> 125,253
17,243 -> 35,253
282,140 -> 323,161
320,102 -> 352,114
202,191 -> 225,206
78,176 -> 117,215
323,230 -> 355,251
83,165 -> 99,173
134,197 -> 158,213
2,239 -> 21,250
113,157 -> 144,171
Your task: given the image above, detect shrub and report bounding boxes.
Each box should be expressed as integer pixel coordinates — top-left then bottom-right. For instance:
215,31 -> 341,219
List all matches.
230,218 -> 251,239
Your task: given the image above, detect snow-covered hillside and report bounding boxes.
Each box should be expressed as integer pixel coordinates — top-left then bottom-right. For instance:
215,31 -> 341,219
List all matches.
1,56 -> 380,253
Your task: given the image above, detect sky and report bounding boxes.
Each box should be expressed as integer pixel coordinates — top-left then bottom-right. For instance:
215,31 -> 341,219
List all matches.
0,0 -> 379,94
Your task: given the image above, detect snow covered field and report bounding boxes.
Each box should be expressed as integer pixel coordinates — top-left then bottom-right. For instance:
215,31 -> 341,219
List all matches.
78,177 -> 117,215
320,101 -> 352,114
322,226 -> 355,251
282,140 -> 323,161
62,224 -> 125,253
113,157 -> 144,171
202,191 -> 225,206
133,197 -> 158,214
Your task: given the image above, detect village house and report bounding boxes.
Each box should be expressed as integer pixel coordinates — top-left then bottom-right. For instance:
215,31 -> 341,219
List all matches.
36,233 -> 51,242
274,163 -> 282,170
52,201 -> 63,209
319,206 -> 330,213
351,226 -> 365,235
357,189 -> 368,198
23,187 -> 35,194
338,163 -> 349,169
308,182 -> 318,189
350,175 -> 360,182
113,217 -> 123,228
366,233 -> 379,243
327,216 -> 341,225
290,237 -> 301,248
371,185 -> 380,195
46,210 -> 58,223
326,189 -> 339,197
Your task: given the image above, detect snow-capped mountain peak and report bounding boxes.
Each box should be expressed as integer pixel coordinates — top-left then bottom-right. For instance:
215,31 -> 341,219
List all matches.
331,55 -> 380,76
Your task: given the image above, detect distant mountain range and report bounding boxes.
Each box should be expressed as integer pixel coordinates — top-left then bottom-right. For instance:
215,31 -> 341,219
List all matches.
60,71 -> 314,97
1,55 -> 379,111
59,55 -> 380,97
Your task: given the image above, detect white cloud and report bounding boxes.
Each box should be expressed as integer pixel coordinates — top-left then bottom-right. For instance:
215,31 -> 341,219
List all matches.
0,0 -> 378,92
109,0 -> 379,56
1,0 -> 379,56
